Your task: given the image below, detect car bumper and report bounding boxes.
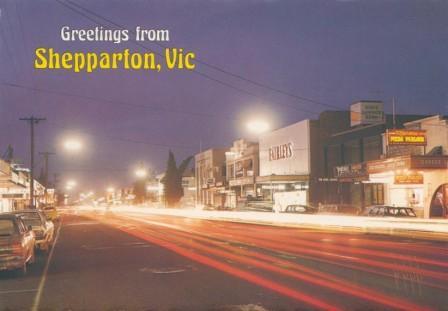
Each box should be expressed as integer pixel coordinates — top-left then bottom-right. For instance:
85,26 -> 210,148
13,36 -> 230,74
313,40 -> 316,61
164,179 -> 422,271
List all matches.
0,255 -> 25,271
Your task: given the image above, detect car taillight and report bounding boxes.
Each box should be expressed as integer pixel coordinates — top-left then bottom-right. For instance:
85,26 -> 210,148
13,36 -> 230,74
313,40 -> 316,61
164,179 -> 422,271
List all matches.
11,242 -> 23,255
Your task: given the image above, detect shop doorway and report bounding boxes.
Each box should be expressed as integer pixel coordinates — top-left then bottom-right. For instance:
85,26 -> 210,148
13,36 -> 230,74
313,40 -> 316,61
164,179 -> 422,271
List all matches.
429,184 -> 448,218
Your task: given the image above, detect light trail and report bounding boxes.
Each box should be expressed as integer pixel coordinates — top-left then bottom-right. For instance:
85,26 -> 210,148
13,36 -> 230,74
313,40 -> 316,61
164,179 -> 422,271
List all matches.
94,213 -> 439,310
122,216 -> 433,310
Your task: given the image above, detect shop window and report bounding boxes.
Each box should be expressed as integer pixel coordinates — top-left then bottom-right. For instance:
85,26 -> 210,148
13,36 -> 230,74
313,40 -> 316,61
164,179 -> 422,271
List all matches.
245,159 -> 254,177
430,184 -> 448,218
228,164 -> 234,178
364,184 -> 384,206
235,161 -> 244,178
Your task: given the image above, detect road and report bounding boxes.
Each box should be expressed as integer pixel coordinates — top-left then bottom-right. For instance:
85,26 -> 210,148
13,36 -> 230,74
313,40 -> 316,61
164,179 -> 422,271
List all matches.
1,209 -> 447,310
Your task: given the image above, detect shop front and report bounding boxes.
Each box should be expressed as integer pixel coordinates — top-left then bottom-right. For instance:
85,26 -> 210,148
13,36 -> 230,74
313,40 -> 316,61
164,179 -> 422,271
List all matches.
366,155 -> 448,218
257,120 -> 313,204
225,139 -> 259,208
334,163 -> 384,211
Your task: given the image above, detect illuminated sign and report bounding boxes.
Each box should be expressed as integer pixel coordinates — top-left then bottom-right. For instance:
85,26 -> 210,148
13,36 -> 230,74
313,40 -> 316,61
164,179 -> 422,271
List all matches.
411,156 -> 448,169
367,157 -> 410,174
269,143 -> 293,161
387,130 -> 427,146
335,163 -> 368,182
394,173 -> 424,185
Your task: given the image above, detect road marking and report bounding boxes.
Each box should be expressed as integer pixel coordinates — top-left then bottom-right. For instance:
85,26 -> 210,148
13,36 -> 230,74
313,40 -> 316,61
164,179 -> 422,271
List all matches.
64,221 -> 99,226
140,267 -> 186,274
0,289 -> 37,295
31,218 -> 63,311
81,244 -> 152,250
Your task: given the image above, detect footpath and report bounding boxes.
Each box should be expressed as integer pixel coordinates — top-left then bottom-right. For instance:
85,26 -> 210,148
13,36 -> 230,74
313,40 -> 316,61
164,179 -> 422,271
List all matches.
78,205 -> 448,241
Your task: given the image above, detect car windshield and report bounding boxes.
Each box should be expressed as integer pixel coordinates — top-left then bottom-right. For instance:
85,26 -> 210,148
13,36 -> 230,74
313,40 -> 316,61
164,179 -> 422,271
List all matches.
17,214 -> 43,227
0,219 -> 16,236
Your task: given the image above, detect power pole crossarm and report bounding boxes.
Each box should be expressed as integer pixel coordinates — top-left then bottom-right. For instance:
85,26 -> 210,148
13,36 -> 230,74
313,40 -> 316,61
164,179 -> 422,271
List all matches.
19,116 -> 46,209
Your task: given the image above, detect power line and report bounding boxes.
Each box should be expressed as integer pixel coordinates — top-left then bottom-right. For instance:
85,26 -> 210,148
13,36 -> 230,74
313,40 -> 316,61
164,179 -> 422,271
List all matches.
64,0 -> 341,111
2,82 -> 240,121
54,0 -> 321,116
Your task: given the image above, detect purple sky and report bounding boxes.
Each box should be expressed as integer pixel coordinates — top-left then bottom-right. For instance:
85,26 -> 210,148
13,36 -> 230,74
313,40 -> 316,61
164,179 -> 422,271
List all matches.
0,0 -> 447,192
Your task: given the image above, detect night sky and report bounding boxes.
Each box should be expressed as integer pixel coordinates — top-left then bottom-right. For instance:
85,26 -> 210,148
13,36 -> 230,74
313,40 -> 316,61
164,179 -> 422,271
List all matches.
0,0 -> 447,192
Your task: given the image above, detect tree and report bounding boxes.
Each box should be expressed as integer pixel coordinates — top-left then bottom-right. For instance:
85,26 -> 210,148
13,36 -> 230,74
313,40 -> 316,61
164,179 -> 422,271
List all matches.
2,145 -> 14,163
162,150 -> 192,207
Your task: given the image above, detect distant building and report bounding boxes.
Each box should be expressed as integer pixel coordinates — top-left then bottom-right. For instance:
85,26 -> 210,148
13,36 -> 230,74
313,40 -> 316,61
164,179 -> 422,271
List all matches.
0,159 -> 45,212
180,168 -> 196,207
195,148 -> 227,208
225,139 -> 259,209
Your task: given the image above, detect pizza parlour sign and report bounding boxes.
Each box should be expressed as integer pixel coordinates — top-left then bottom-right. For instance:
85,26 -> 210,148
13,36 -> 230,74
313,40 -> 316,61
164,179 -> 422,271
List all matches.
269,143 -> 293,161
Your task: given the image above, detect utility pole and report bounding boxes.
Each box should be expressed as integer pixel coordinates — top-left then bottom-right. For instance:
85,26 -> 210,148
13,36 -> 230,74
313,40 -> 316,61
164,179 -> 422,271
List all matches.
392,97 -> 396,129
39,151 -> 55,205
19,116 -> 46,209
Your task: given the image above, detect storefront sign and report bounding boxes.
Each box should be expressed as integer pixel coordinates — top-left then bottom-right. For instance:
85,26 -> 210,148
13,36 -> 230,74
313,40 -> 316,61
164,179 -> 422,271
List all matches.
367,157 -> 410,174
1,193 -> 24,198
269,143 -> 293,161
335,163 -> 368,182
387,130 -> 427,146
411,156 -> 448,169
394,174 -> 424,184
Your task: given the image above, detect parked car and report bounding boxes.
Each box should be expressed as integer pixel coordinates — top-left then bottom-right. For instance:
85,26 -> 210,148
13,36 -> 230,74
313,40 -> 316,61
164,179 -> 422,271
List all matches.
42,205 -> 60,222
13,210 -> 55,252
273,191 -> 308,213
0,213 -> 35,275
365,205 -> 417,217
282,204 -> 317,214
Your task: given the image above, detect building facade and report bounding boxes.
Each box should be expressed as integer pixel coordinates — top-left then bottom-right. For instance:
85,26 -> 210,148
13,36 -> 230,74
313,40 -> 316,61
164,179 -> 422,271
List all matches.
328,114 -> 448,218
195,148 -> 227,208
225,139 -> 259,208
0,159 -> 45,212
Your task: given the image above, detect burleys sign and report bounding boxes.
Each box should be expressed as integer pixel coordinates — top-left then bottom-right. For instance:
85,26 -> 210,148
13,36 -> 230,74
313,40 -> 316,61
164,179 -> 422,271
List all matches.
269,143 -> 293,161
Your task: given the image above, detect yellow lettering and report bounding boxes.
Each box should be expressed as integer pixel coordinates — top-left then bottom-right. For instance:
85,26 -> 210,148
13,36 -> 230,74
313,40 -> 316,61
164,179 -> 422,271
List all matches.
34,48 -> 48,69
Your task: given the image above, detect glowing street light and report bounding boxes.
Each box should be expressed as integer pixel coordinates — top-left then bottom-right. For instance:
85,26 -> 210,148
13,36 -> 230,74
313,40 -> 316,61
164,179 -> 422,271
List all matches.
106,187 -> 115,193
63,138 -> 83,152
246,119 -> 270,135
135,168 -> 148,178
66,180 -> 77,187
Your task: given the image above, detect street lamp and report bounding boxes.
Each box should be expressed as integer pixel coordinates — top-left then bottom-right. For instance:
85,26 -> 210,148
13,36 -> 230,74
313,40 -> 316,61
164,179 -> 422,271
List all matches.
106,187 -> 115,193
135,168 -> 147,178
63,138 -> 83,152
246,119 -> 270,135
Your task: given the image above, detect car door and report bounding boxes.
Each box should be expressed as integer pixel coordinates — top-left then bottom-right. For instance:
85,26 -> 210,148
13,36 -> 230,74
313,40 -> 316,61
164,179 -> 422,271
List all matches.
16,218 -> 32,259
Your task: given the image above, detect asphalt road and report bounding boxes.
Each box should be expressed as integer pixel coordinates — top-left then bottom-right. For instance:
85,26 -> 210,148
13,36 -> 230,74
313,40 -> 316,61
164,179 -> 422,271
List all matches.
1,209 -> 447,311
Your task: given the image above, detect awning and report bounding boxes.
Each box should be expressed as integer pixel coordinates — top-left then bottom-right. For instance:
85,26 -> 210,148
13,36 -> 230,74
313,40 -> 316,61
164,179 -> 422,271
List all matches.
256,175 -> 309,184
